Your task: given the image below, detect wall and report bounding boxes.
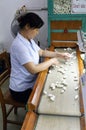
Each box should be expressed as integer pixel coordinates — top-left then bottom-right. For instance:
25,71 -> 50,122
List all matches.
0,0 -> 48,52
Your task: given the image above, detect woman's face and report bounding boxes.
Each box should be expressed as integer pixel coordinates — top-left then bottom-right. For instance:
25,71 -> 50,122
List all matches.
20,25 -> 39,40
28,28 -> 39,39
25,25 -> 39,39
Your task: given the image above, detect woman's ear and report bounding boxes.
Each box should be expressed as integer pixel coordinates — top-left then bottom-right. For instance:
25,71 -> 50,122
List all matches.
25,24 -> 30,30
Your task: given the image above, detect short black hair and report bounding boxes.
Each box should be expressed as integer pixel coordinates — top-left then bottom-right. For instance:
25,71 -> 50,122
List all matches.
17,12 -> 44,29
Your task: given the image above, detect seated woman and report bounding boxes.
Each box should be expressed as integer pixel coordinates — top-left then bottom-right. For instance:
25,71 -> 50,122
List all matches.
9,12 -> 70,104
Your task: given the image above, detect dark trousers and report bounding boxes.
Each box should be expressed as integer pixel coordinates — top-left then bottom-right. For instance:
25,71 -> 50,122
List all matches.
9,88 -> 32,104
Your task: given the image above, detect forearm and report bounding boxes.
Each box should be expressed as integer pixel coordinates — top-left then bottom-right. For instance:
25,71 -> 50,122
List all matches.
33,59 -> 54,73
42,50 -> 55,57
42,50 -> 62,58
24,58 -> 58,74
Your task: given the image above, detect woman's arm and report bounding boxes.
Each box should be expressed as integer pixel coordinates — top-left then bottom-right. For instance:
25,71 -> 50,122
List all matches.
23,58 -> 59,74
39,49 -> 71,59
24,49 -> 71,74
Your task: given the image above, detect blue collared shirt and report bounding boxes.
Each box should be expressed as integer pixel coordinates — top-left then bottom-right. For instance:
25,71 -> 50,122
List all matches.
9,33 -> 40,91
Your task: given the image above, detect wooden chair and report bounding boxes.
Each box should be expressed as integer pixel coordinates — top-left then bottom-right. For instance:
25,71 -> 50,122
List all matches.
0,51 -> 25,130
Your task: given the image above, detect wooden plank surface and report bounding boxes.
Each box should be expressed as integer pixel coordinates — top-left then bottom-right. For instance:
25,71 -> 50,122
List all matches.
51,20 -> 82,30
51,32 -> 78,41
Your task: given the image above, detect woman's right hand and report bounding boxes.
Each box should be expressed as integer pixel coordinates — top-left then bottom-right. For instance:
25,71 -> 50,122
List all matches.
51,58 -> 59,66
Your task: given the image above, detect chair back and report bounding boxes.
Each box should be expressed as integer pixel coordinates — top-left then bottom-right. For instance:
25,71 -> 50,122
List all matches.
0,51 -> 10,85
0,51 -> 10,111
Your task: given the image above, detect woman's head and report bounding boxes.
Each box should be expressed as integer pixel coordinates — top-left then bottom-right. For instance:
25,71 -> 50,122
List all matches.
18,12 -> 44,29
17,12 -> 44,39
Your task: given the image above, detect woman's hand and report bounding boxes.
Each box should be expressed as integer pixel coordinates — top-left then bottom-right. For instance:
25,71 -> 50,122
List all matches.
51,58 -> 60,66
60,53 -> 72,60
56,52 -> 71,60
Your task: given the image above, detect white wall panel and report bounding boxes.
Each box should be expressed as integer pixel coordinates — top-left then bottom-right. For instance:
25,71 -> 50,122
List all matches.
0,0 -> 48,52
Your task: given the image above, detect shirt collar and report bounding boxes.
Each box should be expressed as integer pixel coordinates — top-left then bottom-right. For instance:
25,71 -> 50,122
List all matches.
17,33 -> 31,45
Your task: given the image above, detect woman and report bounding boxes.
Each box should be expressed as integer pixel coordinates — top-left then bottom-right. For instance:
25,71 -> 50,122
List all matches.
9,12 -> 70,104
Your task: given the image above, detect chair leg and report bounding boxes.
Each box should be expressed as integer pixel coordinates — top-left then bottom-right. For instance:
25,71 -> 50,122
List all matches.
2,112 -> 7,130
1,104 -> 7,130
14,107 -> 18,115
3,121 -> 7,130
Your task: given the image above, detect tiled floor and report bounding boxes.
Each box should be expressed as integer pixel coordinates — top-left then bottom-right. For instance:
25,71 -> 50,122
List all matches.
0,78 -> 27,130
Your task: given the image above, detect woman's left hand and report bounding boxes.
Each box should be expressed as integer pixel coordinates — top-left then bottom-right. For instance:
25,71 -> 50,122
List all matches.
60,53 -> 72,60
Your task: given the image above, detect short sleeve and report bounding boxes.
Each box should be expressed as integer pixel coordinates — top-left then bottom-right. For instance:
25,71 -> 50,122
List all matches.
11,41 -> 34,65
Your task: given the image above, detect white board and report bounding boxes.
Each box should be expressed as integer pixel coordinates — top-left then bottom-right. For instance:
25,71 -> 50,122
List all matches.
71,0 -> 86,13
